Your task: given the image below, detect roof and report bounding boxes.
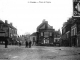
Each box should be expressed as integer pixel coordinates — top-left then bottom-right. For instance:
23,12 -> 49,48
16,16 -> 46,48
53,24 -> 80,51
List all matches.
54,29 -> 61,35
54,31 -> 61,38
0,20 -> 4,24
31,32 -> 37,36
54,31 -> 60,35
37,20 -> 53,31
48,24 -> 53,29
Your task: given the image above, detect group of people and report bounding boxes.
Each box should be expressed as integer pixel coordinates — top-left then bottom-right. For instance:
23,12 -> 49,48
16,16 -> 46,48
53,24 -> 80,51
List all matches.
4,38 -> 32,48
25,41 -> 32,48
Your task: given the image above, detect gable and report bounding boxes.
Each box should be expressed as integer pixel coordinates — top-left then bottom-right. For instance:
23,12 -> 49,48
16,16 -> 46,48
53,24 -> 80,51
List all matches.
47,24 -> 53,29
37,20 -> 53,31
40,24 -> 46,29
37,22 -> 47,31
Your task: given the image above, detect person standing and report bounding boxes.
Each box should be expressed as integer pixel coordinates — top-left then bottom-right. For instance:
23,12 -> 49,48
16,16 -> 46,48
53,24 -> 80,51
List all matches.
19,41 -> 21,46
29,41 -> 31,48
5,39 -> 8,48
25,41 -> 28,48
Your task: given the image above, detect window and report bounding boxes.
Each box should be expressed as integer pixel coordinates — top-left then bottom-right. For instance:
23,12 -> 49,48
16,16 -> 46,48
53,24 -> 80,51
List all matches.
50,32 -> 52,36
44,32 -> 49,37
66,31 -> 70,38
71,29 -> 74,36
74,27 -> 77,35
44,39 -> 49,44
71,24 -> 77,36
62,28 -> 66,34
72,27 -> 77,36
41,32 -> 43,36
54,39 -> 58,42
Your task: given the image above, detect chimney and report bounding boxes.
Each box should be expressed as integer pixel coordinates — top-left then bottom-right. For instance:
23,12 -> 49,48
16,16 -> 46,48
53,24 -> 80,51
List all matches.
43,19 -> 45,22
5,20 -> 8,24
10,23 -> 12,26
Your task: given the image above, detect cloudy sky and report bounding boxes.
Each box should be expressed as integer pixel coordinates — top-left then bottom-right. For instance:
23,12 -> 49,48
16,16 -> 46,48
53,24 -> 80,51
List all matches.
0,0 -> 73,35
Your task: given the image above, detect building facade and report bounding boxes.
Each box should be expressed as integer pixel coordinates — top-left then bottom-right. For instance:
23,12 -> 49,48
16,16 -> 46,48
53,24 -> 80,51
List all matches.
36,20 -> 61,46
71,17 -> 80,47
0,20 -> 17,45
8,22 -> 17,45
30,32 -> 37,46
36,20 -> 54,46
61,18 -> 73,46
62,17 -> 80,47
54,30 -> 61,46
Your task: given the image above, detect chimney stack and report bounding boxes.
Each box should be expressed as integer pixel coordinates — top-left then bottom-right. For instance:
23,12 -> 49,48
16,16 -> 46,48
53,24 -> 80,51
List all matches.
5,20 -> 8,24
10,23 -> 12,26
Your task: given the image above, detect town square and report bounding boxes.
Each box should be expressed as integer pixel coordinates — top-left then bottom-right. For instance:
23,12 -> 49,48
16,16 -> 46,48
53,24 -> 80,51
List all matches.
0,0 -> 80,60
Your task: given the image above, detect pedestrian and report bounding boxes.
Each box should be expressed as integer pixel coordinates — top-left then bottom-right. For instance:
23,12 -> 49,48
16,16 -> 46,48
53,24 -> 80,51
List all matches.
25,41 -> 28,48
19,42 -> 21,46
5,39 -> 8,48
29,41 -> 31,48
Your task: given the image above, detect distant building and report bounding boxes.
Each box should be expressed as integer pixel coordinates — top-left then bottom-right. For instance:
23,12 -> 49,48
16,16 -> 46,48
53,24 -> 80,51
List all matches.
8,22 -> 17,45
0,20 -> 17,45
54,30 -> 61,46
36,20 -> 54,46
30,32 -> 37,45
36,20 -> 61,46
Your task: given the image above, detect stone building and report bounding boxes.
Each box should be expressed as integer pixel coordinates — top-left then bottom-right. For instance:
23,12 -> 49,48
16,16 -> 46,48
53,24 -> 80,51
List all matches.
0,20 -> 17,45
36,20 -> 54,46
71,17 -> 80,47
62,16 -> 80,47
54,30 -> 61,46
36,20 -> 61,46
61,0 -> 80,47
61,17 -> 73,46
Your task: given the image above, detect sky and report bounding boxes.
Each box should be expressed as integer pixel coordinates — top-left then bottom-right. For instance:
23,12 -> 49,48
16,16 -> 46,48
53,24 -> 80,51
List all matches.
0,0 -> 73,35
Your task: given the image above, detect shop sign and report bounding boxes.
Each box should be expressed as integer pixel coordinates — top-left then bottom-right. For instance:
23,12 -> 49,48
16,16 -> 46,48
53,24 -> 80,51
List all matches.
73,0 -> 80,16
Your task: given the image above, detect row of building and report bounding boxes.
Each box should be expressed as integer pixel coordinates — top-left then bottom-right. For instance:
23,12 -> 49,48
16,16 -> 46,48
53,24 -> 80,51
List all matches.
1,17 -> 80,47
61,16 -> 80,47
1,17 -> 79,47
30,17 -> 80,47
30,20 -> 61,46
0,20 -> 17,45
60,0 -> 80,47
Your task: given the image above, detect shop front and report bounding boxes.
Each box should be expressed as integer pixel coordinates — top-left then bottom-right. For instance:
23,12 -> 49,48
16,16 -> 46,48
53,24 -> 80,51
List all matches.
37,29 -> 54,46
